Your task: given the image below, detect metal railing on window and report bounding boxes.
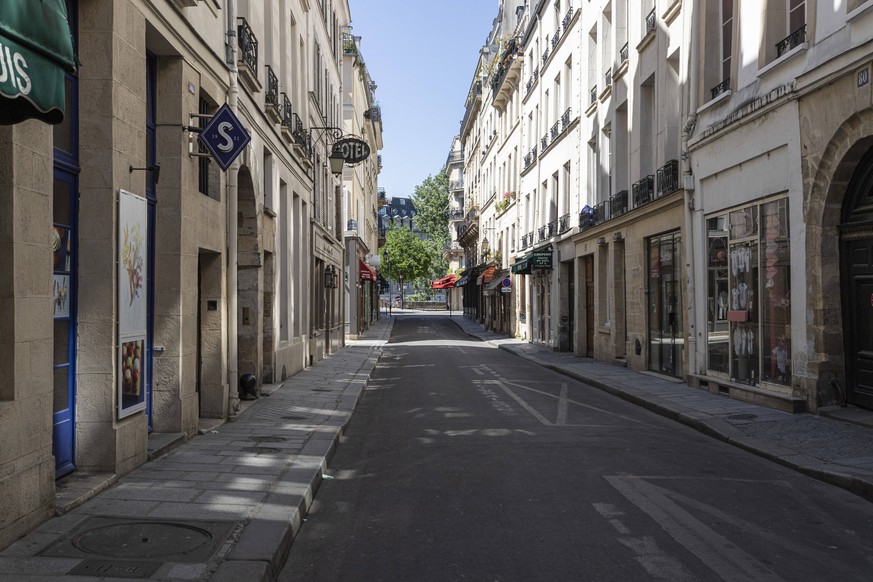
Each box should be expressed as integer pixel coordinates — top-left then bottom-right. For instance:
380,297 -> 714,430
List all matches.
524,151 -> 534,169
551,121 -> 560,141
542,46 -> 551,66
558,213 -> 570,233
592,200 -> 610,225
579,206 -> 594,229
711,78 -> 730,100
561,107 -> 572,131
538,225 -> 548,241
589,86 -> 597,105
610,190 -> 628,218
547,219 -> 558,238
281,93 -> 293,127
645,8 -> 656,35
620,42 -> 629,63
563,7 -> 573,30
776,24 -> 807,57
605,68 -> 612,87
237,17 -> 258,76
657,159 -> 680,196
632,175 -> 655,207
552,31 -> 560,50
265,66 -> 279,108
541,133 -> 549,151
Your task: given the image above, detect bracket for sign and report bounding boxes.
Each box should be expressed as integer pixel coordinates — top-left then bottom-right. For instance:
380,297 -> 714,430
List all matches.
185,113 -> 214,158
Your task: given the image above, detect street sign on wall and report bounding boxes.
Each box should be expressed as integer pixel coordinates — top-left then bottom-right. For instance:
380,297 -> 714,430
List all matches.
198,103 -> 251,171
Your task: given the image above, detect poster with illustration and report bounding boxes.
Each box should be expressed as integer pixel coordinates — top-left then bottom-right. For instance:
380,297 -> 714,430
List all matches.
53,274 -> 70,318
118,189 -> 148,418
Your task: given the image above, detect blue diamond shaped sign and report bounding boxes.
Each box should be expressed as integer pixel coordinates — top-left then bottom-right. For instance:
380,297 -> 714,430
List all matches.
198,103 -> 251,171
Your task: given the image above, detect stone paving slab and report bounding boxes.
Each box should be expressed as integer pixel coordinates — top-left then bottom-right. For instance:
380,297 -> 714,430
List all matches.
0,317 -> 393,581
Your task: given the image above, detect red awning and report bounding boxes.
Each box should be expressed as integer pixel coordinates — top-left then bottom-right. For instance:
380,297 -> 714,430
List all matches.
431,274 -> 458,289
359,260 -> 377,282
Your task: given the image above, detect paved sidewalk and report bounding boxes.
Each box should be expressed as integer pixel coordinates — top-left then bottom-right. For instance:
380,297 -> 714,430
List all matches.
449,315 -> 873,503
0,317 -> 393,582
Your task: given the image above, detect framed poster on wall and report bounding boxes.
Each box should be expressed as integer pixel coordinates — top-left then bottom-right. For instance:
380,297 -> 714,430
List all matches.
118,189 -> 148,418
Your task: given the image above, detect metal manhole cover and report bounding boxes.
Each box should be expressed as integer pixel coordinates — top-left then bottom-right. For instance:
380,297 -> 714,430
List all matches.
72,521 -> 213,559
40,517 -> 236,563
68,559 -> 161,579
249,435 -> 287,443
241,446 -> 282,453
727,413 -> 758,421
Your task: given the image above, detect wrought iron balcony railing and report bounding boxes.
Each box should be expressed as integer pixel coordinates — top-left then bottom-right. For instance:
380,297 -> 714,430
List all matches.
541,133 -> 549,151
592,200 -> 610,226
605,68 -> 612,87
538,225 -> 548,242
610,190 -> 628,218
551,120 -> 560,141
281,93 -> 293,127
563,7 -> 573,30
552,30 -> 560,50
620,42 -> 629,63
632,175 -> 655,207
657,159 -> 680,196
237,17 -> 258,77
561,107 -> 572,131
449,179 -> 464,191
265,65 -> 279,108
711,78 -> 730,100
590,86 -> 597,105
558,213 -> 570,234
645,8 -> 656,35
542,46 -> 551,66
776,24 -> 807,57
524,151 -> 534,169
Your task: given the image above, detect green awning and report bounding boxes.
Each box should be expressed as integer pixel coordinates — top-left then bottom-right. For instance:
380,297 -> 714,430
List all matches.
511,256 -> 531,275
511,248 -> 553,275
0,0 -> 76,125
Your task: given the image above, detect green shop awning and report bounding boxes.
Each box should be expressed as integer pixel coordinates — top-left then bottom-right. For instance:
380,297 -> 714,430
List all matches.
511,248 -> 553,275
0,0 -> 76,125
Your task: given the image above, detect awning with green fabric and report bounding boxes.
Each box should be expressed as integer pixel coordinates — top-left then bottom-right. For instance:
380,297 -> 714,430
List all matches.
511,256 -> 531,275
511,248 -> 553,275
0,0 -> 76,125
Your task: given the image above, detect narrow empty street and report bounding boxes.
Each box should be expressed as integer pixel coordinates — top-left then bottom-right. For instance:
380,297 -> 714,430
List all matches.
281,315 -> 873,582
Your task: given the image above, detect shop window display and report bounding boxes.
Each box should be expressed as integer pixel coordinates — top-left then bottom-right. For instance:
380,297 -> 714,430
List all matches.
705,199 -> 790,387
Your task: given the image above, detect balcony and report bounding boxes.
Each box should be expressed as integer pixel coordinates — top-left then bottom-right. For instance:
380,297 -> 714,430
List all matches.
605,68 -> 612,88
541,133 -> 549,151
776,24 -> 806,57
562,7 -> 573,31
579,206 -> 594,230
558,213 -> 571,234
610,190 -> 628,218
711,77 -> 730,100
280,93 -> 294,141
620,42 -> 629,63
551,30 -> 560,50
291,113 -> 310,156
521,232 -> 534,250
589,86 -> 597,106
561,108 -> 572,131
526,66 -> 540,97
656,159 -> 680,197
265,66 -> 281,124
446,151 -> 465,164
538,225 -> 548,242
447,209 -> 465,221
460,80 -> 482,135
449,179 -> 464,191
592,200 -> 610,226
645,8 -> 656,35
632,175 -> 655,207
550,120 -> 560,142
541,46 -> 550,67
237,17 -> 260,92
342,32 -> 357,55
491,38 -> 522,111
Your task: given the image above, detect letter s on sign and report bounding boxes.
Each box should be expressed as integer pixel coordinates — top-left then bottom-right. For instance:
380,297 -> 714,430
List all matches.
216,122 -> 234,152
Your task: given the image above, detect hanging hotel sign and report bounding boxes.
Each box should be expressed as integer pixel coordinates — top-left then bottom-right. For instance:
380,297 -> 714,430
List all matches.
198,103 -> 252,171
530,249 -> 553,269
0,0 -> 77,124
334,136 -> 370,164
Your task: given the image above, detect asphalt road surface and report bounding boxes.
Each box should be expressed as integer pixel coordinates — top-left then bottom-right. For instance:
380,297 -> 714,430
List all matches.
280,315 -> 873,581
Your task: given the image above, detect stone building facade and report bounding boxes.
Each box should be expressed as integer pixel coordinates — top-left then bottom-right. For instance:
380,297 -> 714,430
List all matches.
0,0 -> 379,550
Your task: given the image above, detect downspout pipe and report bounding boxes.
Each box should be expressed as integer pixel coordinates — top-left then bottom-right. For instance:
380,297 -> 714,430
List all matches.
226,0 -> 240,419
681,0 -> 700,376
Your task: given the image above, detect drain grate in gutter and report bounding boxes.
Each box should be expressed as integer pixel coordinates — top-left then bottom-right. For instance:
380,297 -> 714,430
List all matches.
68,559 -> 161,578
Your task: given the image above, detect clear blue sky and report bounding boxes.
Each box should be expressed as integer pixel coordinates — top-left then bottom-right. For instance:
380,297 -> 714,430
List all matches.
348,1 -> 498,198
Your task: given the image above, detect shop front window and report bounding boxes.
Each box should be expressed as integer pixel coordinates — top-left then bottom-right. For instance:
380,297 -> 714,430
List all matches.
705,199 -> 791,386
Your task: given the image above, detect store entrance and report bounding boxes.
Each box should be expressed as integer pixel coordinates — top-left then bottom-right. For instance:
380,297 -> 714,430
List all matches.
647,232 -> 683,378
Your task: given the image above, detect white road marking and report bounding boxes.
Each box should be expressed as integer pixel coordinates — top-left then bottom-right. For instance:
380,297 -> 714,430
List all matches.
606,476 -> 786,582
556,383 -> 568,425
491,380 -> 554,426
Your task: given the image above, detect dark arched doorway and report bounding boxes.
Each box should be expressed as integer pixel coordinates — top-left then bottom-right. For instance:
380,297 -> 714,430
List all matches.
237,167 -> 263,395
841,144 -> 873,409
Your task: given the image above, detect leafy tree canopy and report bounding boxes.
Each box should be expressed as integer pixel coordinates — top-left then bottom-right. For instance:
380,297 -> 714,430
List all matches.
380,225 -> 433,292
411,170 -> 451,280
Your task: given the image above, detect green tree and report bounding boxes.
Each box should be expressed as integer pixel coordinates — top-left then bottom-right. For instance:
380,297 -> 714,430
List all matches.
411,170 -> 450,281
381,225 -> 433,308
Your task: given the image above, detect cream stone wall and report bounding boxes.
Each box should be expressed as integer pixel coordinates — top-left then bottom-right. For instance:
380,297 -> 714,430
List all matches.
0,121 -> 56,549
